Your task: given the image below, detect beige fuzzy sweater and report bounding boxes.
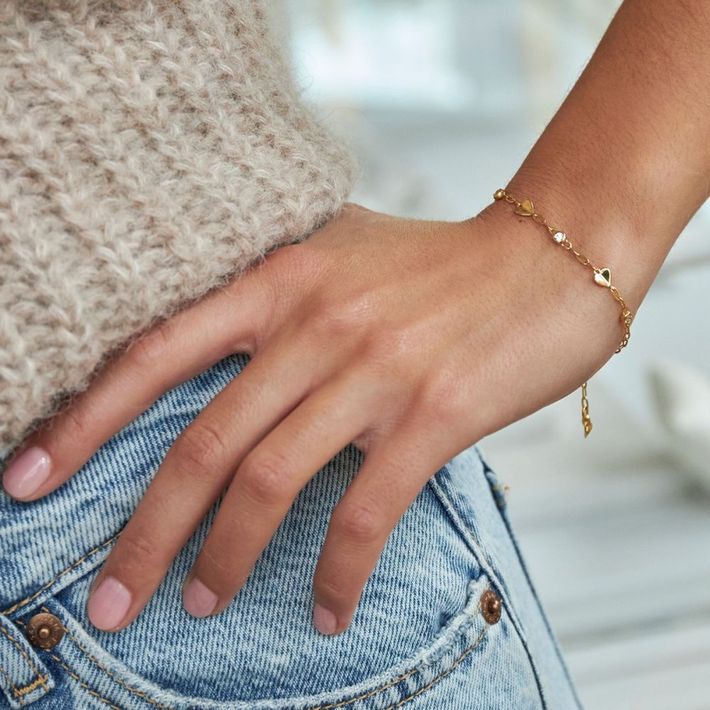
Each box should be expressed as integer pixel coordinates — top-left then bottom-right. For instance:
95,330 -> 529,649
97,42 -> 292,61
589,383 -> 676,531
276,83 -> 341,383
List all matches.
0,0 -> 359,459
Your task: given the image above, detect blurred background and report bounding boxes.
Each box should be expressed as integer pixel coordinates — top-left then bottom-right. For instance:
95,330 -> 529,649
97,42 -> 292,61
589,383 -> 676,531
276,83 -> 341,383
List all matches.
281,1 -> 710,708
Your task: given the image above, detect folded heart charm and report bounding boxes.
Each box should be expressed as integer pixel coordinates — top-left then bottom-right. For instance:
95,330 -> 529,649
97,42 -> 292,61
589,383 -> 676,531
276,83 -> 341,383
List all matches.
514,199 -> 535,217
594,267 -> 612,288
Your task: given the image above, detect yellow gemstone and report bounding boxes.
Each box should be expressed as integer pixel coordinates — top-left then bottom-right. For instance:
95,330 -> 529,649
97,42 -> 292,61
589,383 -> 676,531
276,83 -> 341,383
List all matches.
514,199 -> 535,216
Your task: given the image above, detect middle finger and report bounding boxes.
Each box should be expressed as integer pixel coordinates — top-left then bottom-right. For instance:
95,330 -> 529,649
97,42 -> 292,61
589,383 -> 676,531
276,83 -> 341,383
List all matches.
182,367 -> 378,618
86,334 -> 324,631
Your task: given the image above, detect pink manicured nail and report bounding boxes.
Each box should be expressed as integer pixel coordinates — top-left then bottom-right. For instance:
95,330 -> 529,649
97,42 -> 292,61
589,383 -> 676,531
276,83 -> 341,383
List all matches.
183,578 -> 218,618
88,576 -> 132,630
313,604 -> 337,635
2,446 -> 52,498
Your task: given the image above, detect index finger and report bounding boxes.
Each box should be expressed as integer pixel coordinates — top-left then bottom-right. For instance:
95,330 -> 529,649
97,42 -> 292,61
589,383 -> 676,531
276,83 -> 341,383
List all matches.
1,270 -> 271,501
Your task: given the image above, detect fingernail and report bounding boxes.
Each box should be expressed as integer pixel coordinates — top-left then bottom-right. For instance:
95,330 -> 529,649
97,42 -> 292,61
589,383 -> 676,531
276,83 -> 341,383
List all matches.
88,576 -> 132,630
183,578 -> 218,618
2,446 -> 52,499
313,603 -> 337,635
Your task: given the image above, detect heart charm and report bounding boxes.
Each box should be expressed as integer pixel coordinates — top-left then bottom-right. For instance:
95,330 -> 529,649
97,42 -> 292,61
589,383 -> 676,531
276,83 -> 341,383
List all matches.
593,267 -> 612,288
514,199 -> 535,217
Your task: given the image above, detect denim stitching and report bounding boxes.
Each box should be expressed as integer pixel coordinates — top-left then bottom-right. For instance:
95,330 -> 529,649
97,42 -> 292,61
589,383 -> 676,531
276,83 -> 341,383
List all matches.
0,625 -> 48,694
50,599 -> 486,710
11,621 -> 108,710
1,619 -> 51,702
7,533 -> 492,709
2,534 -> 119,616
385,626 -> 488,709
309,600 -> 486,710
311,666 -> 417,709
428,474 -> 547,709
0,664 -> 24,705
39,606 -> 171,710
311,622 -> 488,709
13,675 -> 50,698
0,672 -> 51,704
37,602 -> 488,710
46,652 -> 121,710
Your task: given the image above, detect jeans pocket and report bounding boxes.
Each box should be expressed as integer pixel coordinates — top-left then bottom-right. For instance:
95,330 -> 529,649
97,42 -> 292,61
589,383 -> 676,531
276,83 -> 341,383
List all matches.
4,470 -> 542,710
10,573 -> 526,709
1,353 -> 544,709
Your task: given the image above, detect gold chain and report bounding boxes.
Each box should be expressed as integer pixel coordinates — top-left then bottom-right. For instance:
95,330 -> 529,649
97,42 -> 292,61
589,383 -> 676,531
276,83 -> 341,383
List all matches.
493,188 -> 634,438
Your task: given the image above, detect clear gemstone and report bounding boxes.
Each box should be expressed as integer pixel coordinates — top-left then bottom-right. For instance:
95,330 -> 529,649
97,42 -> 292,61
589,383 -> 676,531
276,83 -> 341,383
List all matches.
553,231 -> 565,243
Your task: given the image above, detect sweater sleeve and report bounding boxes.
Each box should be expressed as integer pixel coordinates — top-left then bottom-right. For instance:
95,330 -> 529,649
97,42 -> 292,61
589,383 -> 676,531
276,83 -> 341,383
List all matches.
0,0 -> 361,459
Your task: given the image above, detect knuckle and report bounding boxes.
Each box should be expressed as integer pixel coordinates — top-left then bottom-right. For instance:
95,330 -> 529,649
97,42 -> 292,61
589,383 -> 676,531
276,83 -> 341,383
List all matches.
413,370 -> 461,421
257,243 -> 322,332
172,422 -> 229,472
239,453 -> 292,506
332,500 -> 383,546
361,326 -> 419,383
315,291 -> 377,340
266,242 -> 322,284
127,323 -> 173,370
374,325 -> 418,361
117,530 -> 157,562
314,574 -> 352,606
197,545 -> 244,589
55,399 -> 92,443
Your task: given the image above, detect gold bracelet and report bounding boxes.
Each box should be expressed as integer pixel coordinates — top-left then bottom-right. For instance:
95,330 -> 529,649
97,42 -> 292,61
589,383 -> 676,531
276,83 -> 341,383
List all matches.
493,188 -> 634,438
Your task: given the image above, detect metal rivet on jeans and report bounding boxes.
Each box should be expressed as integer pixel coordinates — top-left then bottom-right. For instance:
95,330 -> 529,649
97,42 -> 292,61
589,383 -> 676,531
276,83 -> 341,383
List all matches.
26,612 -> 64,650
480,589 -> 502,625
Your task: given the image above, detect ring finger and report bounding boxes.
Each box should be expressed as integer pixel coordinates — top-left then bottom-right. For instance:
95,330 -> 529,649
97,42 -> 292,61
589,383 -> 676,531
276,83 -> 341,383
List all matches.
182,366 -> 380,619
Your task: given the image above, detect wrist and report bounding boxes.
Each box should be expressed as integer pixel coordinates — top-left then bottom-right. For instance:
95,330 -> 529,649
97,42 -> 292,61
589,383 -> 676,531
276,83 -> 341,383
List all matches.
465,191 -> 634,369
492,167 -> 655,318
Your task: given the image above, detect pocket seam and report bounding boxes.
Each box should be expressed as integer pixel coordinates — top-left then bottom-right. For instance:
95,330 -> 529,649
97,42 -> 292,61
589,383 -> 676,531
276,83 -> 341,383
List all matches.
2,534 -> 119,617
38,605 -> 171,710
311,622 -> 488,710
378,625 -> 488,710
37,579 -> 494,710
0,623 -> 50,693
44,651 -> 122,710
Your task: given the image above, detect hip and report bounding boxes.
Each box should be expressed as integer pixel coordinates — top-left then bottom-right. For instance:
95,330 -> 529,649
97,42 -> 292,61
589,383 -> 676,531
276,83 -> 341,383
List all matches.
0,353 -> 581,709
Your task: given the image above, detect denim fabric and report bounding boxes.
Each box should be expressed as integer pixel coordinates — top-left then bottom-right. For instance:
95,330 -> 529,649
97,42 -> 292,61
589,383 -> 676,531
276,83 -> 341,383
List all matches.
0,353 -> 582,709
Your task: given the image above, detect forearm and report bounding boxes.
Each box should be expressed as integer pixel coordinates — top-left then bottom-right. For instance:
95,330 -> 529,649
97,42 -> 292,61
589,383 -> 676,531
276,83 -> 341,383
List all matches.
494,0 -> 710,315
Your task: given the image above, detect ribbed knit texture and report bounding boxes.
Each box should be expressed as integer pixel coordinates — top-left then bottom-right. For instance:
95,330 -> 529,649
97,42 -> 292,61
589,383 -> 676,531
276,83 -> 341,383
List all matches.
0,0 -> 360,458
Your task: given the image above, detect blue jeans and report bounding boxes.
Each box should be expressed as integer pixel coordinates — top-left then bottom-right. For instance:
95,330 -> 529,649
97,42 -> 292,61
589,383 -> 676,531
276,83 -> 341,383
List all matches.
0,353 -> 582,709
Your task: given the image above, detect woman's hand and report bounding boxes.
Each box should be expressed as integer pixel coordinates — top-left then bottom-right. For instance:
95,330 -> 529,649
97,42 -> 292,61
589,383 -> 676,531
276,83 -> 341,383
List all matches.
1,200 -> 623,635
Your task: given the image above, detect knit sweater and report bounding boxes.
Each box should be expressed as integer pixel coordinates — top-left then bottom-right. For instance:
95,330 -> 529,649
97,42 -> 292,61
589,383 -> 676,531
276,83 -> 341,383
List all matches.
0,0 -> 359,459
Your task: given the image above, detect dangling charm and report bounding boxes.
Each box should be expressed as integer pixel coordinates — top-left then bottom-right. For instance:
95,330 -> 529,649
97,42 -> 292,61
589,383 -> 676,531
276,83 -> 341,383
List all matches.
491,188 -> 635,438
581,381 -> 593,438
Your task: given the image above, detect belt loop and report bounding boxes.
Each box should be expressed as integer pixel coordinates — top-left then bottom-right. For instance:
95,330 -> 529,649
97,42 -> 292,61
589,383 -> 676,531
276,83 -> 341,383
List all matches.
0,613 -> 54,708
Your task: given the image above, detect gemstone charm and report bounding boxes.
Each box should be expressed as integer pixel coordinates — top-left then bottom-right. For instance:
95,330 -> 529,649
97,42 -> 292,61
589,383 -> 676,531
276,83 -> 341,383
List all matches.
552,231 -> 566,243
514,199 -> 535,217
593,267 -> 612,288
